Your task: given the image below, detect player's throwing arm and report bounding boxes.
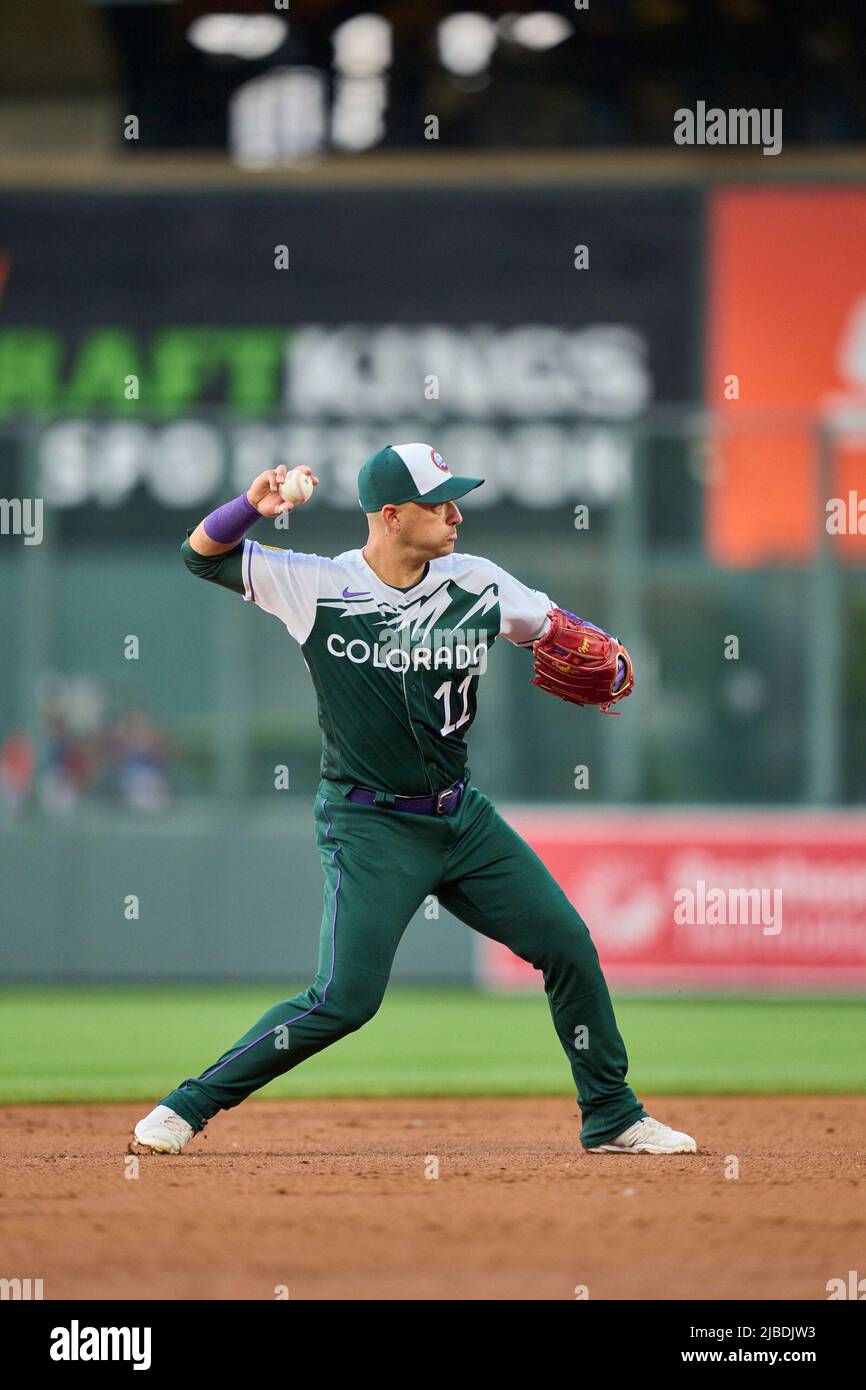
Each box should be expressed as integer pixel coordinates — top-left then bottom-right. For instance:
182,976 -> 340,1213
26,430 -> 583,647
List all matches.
187,466 -> 319,556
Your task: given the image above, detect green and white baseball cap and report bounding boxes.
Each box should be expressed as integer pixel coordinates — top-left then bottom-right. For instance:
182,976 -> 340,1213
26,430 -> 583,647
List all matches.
358,442 -> 484,513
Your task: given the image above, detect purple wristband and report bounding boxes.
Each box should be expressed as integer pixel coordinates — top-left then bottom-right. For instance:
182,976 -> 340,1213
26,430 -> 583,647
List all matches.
202,492 -> 261,545
561,608 -> 611,639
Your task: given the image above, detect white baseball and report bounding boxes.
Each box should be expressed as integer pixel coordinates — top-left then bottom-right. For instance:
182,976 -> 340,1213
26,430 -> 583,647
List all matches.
279,469 -> 314,505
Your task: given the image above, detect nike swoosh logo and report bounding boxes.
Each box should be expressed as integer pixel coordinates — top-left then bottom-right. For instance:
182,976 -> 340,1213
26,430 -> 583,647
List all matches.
342,586 -> 370,599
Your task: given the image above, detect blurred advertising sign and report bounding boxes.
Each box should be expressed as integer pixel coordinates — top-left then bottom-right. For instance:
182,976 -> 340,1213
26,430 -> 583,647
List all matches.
478,812 -> 866,991
16,325 -> 648,511
0,187 -> 701,532
706,188 -> 866,566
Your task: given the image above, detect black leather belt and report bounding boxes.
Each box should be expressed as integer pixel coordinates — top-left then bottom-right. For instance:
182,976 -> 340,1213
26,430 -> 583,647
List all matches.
347,778 -> 467,816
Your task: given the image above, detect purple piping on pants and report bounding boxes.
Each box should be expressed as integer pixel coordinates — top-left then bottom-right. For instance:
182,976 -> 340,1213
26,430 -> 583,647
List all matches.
245,542 -> 256,604
195,800 -> 341,1084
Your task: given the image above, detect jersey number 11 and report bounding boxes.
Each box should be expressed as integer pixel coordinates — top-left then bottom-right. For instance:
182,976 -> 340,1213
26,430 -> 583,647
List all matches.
435,676 -> 474,737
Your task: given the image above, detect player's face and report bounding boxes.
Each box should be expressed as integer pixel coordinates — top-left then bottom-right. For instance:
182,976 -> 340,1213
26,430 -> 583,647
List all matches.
403,499 -> 464,557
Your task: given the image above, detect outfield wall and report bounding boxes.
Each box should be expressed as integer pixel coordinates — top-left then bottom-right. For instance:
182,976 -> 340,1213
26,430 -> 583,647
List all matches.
0,801 -> 474,984
3,804 -> 864,990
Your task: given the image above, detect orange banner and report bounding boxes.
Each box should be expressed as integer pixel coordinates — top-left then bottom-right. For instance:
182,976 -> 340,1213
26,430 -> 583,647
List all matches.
706,189 -> 866,566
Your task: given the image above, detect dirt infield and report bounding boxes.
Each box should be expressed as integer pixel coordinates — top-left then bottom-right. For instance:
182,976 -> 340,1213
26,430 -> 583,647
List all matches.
1,1096 -> 863,1301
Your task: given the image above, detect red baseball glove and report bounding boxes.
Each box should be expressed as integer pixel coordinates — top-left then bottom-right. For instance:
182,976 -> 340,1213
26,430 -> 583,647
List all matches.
532,608 -> 635,714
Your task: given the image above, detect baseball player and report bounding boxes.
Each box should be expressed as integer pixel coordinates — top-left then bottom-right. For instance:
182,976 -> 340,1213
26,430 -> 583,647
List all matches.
131,444 -> 696,1157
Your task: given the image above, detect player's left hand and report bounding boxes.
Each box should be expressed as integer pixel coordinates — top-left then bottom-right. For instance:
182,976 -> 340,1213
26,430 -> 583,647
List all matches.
531,608 -> 635,714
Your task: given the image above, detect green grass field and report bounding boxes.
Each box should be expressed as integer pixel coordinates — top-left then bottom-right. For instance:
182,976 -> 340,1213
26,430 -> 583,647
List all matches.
1,986 -> 864,1104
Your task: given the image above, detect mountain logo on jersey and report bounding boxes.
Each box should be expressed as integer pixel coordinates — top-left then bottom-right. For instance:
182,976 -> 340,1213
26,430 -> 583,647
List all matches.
318,578 -> 499,643
386,580 -> 498,641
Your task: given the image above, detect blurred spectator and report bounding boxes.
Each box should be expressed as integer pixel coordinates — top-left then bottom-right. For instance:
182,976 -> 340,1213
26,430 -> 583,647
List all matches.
27,675 -> 177,816
38,703 -> 100,819
107,707 -> 175,813
0,727 -> 35,823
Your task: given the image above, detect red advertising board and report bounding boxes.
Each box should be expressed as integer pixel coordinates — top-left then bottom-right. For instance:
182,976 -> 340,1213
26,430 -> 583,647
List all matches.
478,812 -> 866,992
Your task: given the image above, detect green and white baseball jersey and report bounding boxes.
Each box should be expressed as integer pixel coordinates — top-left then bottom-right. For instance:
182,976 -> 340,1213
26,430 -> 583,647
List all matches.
169,524 -> 647,1148
241,541 -> 553,795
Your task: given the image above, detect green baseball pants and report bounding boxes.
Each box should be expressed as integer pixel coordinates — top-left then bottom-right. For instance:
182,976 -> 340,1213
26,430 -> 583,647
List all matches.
161,780 -> 646,1148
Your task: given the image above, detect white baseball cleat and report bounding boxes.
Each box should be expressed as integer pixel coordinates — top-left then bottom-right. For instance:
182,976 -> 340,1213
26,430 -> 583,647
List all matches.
129,1104 -> 196,1156
586,1115 -> 697,1154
